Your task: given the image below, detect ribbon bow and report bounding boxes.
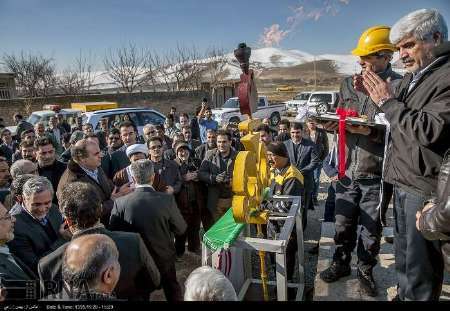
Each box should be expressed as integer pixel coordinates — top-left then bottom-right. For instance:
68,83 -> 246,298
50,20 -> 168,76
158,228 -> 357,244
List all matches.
335,107 -> 358,179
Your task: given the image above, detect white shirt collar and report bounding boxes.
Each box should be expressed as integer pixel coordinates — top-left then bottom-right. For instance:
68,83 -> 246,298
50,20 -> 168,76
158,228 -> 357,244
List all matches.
413,56 -> 446,79
135,184 -> 154,189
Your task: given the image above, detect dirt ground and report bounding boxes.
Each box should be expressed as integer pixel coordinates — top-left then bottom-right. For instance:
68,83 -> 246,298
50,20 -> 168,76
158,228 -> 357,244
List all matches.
149,179 -> 330,301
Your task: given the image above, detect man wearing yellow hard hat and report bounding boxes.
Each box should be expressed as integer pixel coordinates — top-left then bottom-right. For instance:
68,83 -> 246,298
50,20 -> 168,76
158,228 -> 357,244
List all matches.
319,25 -> 402,297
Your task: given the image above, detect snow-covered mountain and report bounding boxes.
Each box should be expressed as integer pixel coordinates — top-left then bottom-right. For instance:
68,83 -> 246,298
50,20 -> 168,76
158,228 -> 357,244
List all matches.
221,47 -> 360,79
88,47 -> 404,90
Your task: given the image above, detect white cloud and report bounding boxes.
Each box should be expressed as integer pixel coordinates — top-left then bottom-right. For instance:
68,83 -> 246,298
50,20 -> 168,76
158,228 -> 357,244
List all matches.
259,24 -> 290,47
259,0 -> 351,47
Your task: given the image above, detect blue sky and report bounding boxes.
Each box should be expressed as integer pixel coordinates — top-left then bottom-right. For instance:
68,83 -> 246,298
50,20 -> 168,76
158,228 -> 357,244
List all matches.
1,0 -> 449,69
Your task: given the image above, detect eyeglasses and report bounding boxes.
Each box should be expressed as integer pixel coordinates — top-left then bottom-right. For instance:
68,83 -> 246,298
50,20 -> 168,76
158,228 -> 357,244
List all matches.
150,145 -> 162,150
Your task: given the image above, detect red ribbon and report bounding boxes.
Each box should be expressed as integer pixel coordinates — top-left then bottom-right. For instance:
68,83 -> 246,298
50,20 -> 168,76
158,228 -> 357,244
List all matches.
335,107 -> 358,179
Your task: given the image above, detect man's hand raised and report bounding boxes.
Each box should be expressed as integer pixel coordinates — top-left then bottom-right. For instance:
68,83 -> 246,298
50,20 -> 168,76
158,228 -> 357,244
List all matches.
111,182 -> 134,200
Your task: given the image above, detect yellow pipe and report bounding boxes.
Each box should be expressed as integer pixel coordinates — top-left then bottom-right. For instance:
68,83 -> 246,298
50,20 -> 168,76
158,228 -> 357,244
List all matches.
256,224 -> 269,301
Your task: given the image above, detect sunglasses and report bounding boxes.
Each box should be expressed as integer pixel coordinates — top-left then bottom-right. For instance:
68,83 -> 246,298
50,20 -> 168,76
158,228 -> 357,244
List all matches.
108,137 -> 120,140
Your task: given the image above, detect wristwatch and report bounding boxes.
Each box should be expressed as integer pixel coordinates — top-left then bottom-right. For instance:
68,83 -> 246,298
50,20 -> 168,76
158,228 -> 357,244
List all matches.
378,97 -> 392,106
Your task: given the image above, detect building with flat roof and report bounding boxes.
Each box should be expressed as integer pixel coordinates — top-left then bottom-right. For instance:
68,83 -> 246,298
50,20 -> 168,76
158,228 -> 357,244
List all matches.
0,73 -> 16,99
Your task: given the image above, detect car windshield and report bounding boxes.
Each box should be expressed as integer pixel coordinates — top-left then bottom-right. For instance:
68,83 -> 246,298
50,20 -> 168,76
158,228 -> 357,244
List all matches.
309,94 -> 332,103
222,98 -> 239,108
27,114 -> 42,125
294,93 -> 310,100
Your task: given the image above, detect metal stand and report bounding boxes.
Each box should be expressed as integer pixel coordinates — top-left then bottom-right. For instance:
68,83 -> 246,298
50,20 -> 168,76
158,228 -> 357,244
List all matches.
202,195 -> 304,301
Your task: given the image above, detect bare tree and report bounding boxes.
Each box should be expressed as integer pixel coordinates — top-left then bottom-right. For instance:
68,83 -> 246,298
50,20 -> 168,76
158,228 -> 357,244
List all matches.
57,69 -> 79,95
74,51 -> 96,93
2,52 -> 57,97
57,51 -> 97,95
205,47 -> 229,86
149,52 -> 174,92
103,43 -> 150,93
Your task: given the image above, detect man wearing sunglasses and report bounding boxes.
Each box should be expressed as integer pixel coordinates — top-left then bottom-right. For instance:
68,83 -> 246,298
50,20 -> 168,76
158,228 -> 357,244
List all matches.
147,137 -> 181,196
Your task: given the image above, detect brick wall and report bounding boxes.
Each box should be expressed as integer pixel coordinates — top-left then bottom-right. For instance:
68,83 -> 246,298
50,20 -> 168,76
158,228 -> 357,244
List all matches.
0,90 -> 209,126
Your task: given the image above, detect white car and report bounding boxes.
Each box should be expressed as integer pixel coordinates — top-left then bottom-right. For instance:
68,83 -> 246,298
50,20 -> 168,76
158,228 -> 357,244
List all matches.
6,108 -> 82,137
285,92 -> 311,116
211,96 -> 286,127
306,91 -> 340,115
82,107 -> 166,136
294,91 -> 340,122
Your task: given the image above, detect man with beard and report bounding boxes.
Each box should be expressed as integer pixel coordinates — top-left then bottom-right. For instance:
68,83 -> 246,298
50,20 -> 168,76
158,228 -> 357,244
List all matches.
198,130 -> 237,221
12,141 -> 36,163
173,142 -> 204,255
35,137 -> 67,203
110,121 -> 138,178
181,126 -> 201,159
148,137 -> 181,196
195,129 -> 217,161
113,143 -> 168,193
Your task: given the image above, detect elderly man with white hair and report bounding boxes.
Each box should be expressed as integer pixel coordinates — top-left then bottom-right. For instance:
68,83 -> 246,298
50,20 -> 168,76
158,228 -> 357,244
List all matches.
361,9 -> 449,301
7,176 -> 71,274
184,266 -> 237,301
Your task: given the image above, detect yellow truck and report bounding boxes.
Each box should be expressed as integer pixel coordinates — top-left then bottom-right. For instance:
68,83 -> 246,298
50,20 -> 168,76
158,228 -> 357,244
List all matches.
71,102 -> 118,112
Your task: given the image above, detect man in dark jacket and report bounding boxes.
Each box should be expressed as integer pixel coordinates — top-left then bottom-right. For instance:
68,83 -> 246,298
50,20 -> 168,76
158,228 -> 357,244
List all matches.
0,202 -> 37,301
8,176 -> 71,274
44,234 -> 120,301
39,182 -> 160,301
1,128 -> 19,159
181,126 -> 201,158
319,25 -> 402,297
109,159 -> 187,302
173,142 -> 204,256
34,137 -> 67,203
195,128 -> 217,161
362,10 -> 450,300
198,130 -> 237,222
304,117 -> 329,205
13,114 -> 33,142
57,139 -> 132,227
148,137 -> 182,196
284,122 -> 320,216
109,121 -> 137,178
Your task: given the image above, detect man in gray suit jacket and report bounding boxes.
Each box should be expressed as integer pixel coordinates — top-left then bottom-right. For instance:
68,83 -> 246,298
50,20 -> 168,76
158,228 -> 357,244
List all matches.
109,159 -> 187,302
284,122 -> 320,223
7,176 -> 71,275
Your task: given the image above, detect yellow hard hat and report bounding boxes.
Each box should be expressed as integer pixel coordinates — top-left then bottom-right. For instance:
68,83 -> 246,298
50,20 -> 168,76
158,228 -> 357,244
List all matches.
351,26 -> 397,56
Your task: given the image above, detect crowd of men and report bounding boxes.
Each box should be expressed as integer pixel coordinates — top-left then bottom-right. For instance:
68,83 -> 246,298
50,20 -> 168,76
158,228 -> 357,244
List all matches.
0,8 -> 449,302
